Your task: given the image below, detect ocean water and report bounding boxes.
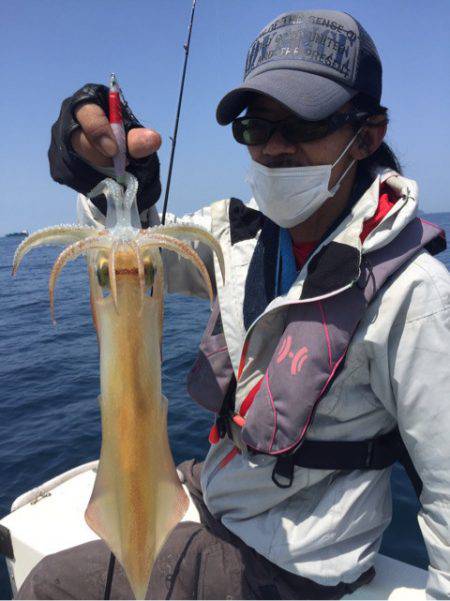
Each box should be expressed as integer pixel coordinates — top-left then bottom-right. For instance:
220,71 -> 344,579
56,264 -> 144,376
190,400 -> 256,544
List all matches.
0,213 -> 449,599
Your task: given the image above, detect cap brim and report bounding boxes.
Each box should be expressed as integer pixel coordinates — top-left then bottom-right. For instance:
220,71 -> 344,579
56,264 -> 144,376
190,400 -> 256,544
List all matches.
216,69 -> 357,125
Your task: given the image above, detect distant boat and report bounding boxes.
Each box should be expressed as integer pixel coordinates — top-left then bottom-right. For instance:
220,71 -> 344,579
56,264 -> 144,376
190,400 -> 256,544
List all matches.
5,230 -> 28,238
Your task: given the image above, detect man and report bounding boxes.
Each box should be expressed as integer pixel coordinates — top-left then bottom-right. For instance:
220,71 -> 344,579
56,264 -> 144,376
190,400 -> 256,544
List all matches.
19,9 -> 450,600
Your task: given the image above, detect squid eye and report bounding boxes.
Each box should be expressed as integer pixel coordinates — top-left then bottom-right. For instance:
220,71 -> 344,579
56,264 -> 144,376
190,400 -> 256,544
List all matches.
143,256 -> 156,288
96,256 -> 110,288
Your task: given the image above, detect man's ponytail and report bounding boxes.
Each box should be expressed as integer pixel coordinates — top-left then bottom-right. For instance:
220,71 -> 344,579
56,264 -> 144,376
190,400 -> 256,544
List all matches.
352,94 -> 402,174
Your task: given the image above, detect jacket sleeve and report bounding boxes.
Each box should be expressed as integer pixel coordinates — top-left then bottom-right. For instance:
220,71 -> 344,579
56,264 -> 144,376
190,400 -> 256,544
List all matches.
161,207 -> 216,300
392,308 -> 450,599
370,252 -> 450,599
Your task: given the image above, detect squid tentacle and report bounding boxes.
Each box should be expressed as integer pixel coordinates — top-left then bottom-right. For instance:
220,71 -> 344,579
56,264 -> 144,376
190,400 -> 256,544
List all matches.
49,236 -> 113,324
142,224 -> 225,283
138,234 -> 215,305
130,241 -> 146,315
88,178 -> 123,230
89,175 -> 139,231
88,178 -> 124,203
124,173 -> 139,210
12,225 -> 103,276
109,241 -> 119,312
140,248 -> 165,340
154,250 -> 165,344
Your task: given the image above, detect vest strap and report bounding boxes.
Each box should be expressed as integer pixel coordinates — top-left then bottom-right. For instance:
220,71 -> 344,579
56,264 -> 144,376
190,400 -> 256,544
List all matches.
290,428 -> 400,471
272,454 -> 295,489
269,428 -> 422,492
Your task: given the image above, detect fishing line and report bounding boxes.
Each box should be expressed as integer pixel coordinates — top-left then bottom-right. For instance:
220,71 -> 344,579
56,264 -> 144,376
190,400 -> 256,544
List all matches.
103,554 -> 116,600
102,2 -> 197,598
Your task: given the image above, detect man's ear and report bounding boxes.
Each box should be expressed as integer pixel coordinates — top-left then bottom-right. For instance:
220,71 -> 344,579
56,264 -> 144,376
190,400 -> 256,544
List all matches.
351,117 -> 388,160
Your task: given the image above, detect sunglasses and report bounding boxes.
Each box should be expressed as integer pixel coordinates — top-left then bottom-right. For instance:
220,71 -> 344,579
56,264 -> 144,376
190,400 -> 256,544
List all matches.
232,111 -> 370,146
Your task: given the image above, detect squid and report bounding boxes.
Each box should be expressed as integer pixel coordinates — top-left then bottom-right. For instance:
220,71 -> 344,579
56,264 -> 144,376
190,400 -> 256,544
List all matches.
12,174 -> 225,599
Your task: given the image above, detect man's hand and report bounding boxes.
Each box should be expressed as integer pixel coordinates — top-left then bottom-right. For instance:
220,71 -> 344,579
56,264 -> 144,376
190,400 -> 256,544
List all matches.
72,103 -> 162,167
49,83 -> 163,217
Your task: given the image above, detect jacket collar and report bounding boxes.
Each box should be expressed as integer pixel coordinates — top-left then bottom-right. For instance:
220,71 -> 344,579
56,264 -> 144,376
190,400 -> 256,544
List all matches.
241,169 -> 422,335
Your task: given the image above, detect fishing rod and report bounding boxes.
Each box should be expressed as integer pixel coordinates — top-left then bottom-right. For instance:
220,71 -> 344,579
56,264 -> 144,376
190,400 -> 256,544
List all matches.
161,0 -> 197,225
103,2 -> 197,598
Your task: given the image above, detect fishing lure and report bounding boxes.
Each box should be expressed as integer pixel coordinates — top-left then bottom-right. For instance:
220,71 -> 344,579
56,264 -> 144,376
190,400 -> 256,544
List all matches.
13,173 -> 224,599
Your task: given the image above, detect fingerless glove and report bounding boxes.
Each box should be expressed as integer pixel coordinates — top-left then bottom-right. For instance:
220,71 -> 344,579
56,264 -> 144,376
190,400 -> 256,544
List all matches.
48,83 -> 161,221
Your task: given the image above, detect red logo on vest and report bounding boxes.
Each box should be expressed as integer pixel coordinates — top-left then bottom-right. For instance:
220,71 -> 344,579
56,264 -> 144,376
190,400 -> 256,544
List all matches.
276,335 -> 309,375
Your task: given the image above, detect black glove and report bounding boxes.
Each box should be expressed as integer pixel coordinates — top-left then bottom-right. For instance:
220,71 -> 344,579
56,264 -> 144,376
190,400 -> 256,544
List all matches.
48,83 -> 161,221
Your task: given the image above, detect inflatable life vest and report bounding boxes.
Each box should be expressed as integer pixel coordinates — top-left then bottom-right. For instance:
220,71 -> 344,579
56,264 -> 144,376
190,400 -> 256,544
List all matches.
187,209 -> 446,490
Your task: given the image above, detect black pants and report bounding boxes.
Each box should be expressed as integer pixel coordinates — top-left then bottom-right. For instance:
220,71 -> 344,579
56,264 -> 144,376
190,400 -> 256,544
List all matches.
17,460 -> 374,600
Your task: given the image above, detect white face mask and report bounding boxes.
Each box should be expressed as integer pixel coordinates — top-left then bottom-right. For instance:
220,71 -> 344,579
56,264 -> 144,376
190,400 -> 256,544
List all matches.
246,129 -> 361,228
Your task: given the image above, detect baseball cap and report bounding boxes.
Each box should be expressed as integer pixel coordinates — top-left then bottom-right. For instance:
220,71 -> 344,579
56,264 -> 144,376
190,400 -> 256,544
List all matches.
216,10 -> 382,124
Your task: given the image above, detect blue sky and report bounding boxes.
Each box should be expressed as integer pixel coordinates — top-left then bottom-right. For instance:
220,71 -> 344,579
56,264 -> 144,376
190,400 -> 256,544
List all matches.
1,0 -> 449,235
